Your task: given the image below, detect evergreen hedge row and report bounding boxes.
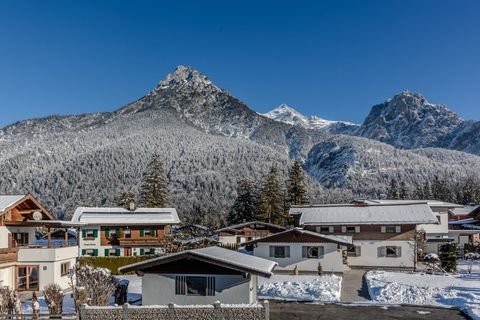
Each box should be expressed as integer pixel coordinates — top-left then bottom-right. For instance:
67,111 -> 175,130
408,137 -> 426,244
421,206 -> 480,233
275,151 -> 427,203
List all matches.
79,256 -> 152,275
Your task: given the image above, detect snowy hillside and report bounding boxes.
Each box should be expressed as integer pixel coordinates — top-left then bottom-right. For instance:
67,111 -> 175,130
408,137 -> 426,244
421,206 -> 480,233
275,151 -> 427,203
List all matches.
1,66 -> 480,221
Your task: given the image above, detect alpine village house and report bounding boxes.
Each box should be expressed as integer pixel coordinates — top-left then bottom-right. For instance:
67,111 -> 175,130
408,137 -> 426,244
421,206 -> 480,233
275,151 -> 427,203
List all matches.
71,205 -> 180,257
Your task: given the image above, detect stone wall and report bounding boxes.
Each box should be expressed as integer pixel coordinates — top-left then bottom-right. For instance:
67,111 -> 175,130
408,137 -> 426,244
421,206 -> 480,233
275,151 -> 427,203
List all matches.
79,301 -> 269,320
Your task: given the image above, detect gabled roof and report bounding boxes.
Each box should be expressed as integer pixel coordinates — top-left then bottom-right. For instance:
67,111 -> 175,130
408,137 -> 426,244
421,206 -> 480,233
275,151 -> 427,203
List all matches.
119,246 -> 277,277
71,207 -> 180,225
241,228 -> 353,247
215,221 -> 286,233
0,194 -> 54,220
290,203 -> 438,225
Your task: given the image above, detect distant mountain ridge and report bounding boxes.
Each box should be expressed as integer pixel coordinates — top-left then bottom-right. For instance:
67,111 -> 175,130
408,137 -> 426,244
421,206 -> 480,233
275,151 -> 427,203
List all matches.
0,66 -> 479,221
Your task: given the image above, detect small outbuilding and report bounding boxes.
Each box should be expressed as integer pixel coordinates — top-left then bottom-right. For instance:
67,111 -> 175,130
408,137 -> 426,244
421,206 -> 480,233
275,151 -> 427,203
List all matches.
119,246 -> 277,305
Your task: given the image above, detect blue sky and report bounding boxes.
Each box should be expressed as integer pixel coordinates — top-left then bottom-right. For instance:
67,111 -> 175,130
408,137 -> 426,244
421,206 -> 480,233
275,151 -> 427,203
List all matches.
1,0 -> 479,127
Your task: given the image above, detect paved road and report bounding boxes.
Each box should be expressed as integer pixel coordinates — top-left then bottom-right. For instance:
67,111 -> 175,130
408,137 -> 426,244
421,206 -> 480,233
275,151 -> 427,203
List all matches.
269,302 -> 471,320
341,269 -> 371,302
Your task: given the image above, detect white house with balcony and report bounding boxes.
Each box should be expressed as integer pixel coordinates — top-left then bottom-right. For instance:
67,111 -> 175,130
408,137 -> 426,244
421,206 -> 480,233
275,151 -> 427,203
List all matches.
0,194 -> 80,291
71,206 -> 180,257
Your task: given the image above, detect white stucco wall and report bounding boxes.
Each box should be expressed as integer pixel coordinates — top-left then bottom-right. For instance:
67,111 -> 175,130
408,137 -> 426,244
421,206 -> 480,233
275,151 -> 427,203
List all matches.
79,227 -> 101,254
418,209 -> 449,237
253,242 -> 344,273
142,273 -> 256,305
0,226 -> 9,249
347,240 -> 414,268
0,266 -> 14,288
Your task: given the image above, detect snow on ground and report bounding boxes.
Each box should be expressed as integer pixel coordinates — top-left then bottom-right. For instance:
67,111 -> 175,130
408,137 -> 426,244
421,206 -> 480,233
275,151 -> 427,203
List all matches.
257,274 -> 341,302
366,260 -> 480,320
22,293 -> 76,314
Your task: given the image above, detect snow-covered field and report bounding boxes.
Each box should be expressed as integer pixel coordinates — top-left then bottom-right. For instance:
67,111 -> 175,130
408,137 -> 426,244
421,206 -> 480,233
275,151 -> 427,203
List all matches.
257,274 -> 342,302
366,260 -> 480,320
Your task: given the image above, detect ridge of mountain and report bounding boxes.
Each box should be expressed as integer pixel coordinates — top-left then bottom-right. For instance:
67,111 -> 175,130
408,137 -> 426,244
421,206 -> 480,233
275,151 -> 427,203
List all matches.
0,67 -> 480,221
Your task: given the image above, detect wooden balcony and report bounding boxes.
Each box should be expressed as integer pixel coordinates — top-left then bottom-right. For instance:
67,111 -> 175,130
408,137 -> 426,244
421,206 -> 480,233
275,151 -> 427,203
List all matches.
0,247 -> 19,264
119,238 -> 165,246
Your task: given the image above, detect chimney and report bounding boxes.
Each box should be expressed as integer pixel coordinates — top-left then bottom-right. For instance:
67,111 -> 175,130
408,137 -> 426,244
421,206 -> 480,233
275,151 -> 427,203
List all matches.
129,200 -> 136,211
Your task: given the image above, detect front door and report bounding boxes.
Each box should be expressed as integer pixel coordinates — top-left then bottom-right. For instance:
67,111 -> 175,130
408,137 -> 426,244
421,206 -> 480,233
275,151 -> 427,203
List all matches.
124,247 -> 132,257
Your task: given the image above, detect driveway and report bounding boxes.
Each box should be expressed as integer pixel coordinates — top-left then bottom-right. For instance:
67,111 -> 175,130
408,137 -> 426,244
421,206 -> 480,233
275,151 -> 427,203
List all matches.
269,302 -> 471,320
341,269 -> 371,302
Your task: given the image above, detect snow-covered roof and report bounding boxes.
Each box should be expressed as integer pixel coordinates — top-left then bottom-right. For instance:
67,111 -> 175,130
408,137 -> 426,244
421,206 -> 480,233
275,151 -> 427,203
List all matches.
71,207 -> 180,225
290,203 -> 438,225
360,199 -> 463,209
215,221 -> 286,233
449,206 -> 480,217
0,195 -> 25,212
119,246 -> 277,277
241,228 -> 353,246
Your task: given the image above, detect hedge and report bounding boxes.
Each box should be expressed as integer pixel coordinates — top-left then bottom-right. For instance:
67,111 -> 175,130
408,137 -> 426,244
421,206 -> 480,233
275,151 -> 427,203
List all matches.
79,256 -> 152,275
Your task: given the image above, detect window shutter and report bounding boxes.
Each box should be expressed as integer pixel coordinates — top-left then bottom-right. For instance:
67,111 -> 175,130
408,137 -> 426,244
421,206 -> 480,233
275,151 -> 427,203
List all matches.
341,226 -> 347,233
93,249 -> 98,256
396,246 -> 402,257
355,246 -> 362,257
395,226 -> 401,233
377,247 -> 386,257
116,248 -> 121,256
105,229 -> 110,237
140,229 -> 144,237
93,230 -> 98,238
285,246 -> 290,258
355,226 -> 361,233
269,246 -> 275,258
207,277 -> 215,296
315,226 -> 321,233
104,249 -> 109,256
140,248 -> 144,255
329,226 -> 334,233
82,230 -> 86,238
302,246 -> 307,258
318,246 -> 324,259
381,226 -> 386,233
82,249 -> 86,255
175,276 -> 186,295
152,229 -> 156,237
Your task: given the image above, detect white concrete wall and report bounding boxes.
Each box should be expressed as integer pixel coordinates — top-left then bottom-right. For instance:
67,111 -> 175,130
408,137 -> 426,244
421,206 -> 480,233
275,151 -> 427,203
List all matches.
18,246 -> 78,262
0,266 -> 14,288
418,209 -> 449,237
348,240 -> 414,268
142,273 -> 255,305
253,242 -> 344,273
0,226 -> 10,249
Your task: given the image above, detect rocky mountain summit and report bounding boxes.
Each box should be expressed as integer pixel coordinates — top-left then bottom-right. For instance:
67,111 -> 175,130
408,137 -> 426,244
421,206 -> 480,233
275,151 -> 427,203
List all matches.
0,67 -> 479,221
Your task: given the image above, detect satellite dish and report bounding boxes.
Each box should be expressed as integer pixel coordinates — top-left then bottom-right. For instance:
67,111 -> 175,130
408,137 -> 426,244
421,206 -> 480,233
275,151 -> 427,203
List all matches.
33,211 -> 43,221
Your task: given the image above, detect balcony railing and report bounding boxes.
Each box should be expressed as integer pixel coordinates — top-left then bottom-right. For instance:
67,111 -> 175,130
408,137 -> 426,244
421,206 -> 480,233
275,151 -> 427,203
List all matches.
0,247 -> 19,264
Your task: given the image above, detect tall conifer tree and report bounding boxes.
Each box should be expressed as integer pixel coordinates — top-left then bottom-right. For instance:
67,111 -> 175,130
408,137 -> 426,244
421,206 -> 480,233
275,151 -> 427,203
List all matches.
227,178 -> 259,225
259,165 -> 284,225
287,159 -> 309,206
139,153 -> 168,207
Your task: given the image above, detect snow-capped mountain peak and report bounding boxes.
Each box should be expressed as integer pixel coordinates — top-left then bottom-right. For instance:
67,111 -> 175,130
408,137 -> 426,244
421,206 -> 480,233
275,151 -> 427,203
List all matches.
262,104 -> 355,131
157,65 -> 218,91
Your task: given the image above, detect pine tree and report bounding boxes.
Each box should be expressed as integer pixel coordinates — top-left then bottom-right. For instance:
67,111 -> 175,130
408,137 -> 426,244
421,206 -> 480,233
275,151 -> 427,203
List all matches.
227,178 -> 259,225
116,191 -> 137,209
398,181 -> 408,200
259,165 -> 284,225
287,159 -> 309,206
386,178 -> 399,199
139,153 -> 168,207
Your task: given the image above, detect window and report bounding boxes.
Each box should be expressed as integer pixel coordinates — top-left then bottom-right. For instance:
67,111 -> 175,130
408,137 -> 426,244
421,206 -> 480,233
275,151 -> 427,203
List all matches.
175,276 -> 215,296
342,226 -> 360,233
302,246 -> 324,259
381,226 -> 402,233
347,246 -> 361,257
436,215 -> 441,223
269,246 -> 290,258
105,248 -> 118,256
105,228 -> 116,237
124,229 -> 131,238
13,233 -> 29,247
61,262 -> 70,276
143,229 -> 155,237
83,229 -> 98,239
378,246 -> 401,258
17,266 -> 39,291
82,249 -> 98,256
